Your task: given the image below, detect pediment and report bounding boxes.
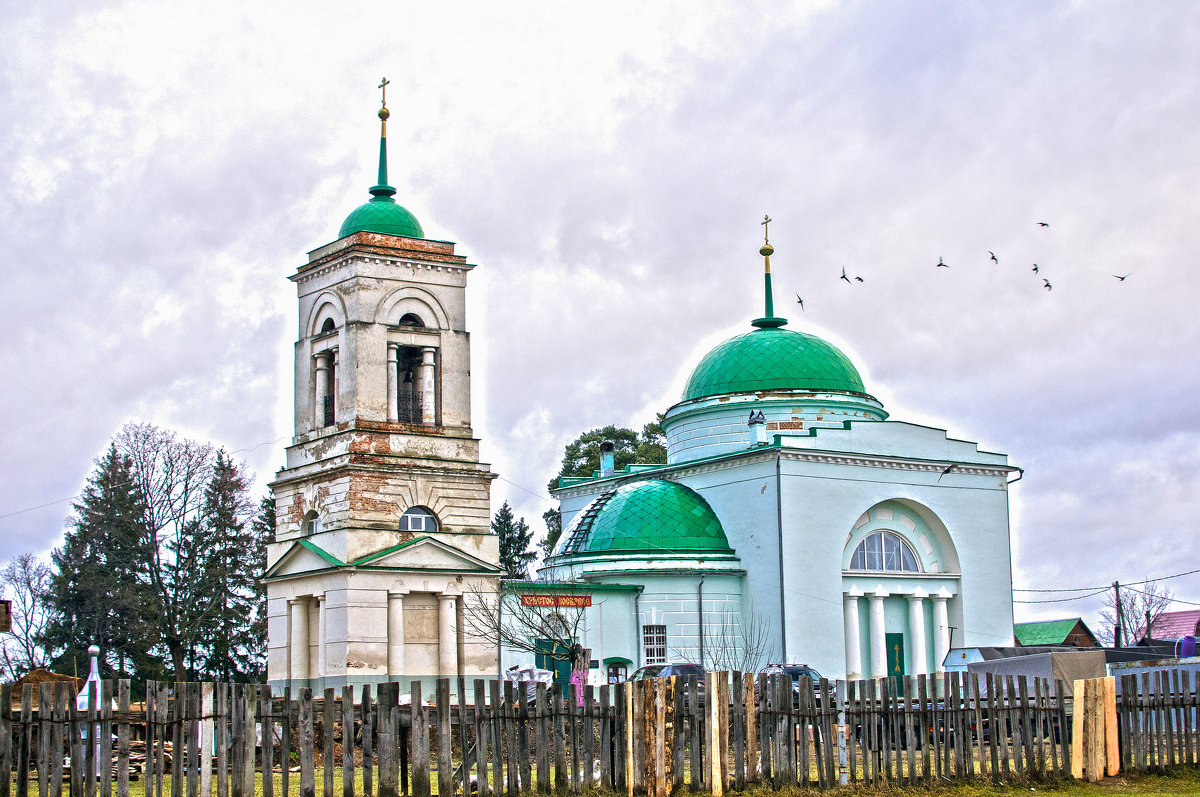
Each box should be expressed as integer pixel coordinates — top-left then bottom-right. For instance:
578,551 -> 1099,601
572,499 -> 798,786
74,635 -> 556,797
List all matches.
264,540 -> 345,579
351,536 -> 501,574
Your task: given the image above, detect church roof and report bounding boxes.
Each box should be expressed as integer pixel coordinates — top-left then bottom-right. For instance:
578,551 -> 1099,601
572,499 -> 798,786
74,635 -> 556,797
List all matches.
555,480 -> 731,556
337,92 -> 424,241
339,199 -> 424,239
682,326 -> 866,401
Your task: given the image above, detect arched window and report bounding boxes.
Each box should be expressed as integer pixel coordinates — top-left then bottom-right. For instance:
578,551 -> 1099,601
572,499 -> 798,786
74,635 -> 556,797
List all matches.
398,313 -> 425,328
848,531 -> 919,572
320,318 -> 336,334
399,506 -> 438,533
302,510 -> 322,536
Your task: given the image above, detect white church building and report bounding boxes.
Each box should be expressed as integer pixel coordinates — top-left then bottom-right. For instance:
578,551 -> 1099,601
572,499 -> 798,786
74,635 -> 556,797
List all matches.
521,238 -> 1019,685
265,90 -> 1019,692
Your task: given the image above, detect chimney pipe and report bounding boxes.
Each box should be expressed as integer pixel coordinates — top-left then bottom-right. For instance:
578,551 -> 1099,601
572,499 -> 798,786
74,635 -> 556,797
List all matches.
748,410 -> 767,446
600,440 -> 615,477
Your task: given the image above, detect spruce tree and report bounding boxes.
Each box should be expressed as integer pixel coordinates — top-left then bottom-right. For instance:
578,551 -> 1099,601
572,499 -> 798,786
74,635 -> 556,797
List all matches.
193,450 -> 260,681
43,445 -> 155,680
494,501 -> 536,579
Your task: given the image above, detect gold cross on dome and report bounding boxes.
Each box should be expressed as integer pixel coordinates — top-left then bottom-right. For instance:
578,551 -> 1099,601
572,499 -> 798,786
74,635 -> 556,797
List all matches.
378,77 -> 390,108
761,214 -> 772,244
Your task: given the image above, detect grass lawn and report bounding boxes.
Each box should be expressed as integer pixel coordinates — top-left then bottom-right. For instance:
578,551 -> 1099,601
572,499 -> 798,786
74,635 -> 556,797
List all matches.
28,767 -> 1200,797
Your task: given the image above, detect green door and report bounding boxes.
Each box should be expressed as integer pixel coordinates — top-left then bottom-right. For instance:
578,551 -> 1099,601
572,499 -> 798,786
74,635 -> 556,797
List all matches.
534,639 -> 574,696
885,632 -> 905,691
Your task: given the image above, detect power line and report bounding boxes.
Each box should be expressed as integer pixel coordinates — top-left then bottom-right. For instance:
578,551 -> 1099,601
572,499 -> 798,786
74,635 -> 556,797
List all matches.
1013,587 -> 1110,604
1013,567 -> 1200,594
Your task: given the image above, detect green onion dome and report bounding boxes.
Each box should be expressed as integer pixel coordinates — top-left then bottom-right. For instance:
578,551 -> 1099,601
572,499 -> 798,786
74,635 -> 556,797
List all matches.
338,194 -> 424,239
682,327 -> 866,401
555,480 -> 731,556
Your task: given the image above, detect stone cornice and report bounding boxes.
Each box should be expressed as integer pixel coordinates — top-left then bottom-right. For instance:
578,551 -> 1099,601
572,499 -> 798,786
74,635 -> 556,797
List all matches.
552,445 -> 1015,499
293,254 -> 473,285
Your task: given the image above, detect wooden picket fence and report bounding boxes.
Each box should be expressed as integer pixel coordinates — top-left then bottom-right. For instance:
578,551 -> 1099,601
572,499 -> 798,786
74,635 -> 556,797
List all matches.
3,669 -> 1198,797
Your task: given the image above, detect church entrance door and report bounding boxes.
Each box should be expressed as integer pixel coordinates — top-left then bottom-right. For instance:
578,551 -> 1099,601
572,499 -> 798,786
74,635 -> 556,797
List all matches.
534,639 -> 575,697
885,632 -> 905,692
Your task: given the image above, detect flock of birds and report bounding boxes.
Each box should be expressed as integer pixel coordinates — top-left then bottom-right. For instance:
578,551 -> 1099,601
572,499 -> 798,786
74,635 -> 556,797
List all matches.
793,221 -> 1132,311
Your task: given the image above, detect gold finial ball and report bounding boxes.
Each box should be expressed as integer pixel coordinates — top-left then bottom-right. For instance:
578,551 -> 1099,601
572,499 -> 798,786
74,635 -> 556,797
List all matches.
378,107 -> 390,121
760,243 -> 774,256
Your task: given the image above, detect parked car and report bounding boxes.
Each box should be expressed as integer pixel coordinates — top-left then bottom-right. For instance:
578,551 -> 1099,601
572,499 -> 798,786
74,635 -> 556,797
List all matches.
628,663 -> 706,681
757,664 -> 829,706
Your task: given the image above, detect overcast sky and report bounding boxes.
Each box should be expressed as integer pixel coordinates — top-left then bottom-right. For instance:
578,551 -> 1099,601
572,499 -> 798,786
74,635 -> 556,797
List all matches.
3,1 -> 1199,634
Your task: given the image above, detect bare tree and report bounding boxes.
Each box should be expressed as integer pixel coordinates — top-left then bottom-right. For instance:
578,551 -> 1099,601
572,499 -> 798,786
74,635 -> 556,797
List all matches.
672,610 -> 777,674
1098,582 -> 1174,646
116,422 -> 216,679
1,553 -> 53,679
460,580 -> 590,671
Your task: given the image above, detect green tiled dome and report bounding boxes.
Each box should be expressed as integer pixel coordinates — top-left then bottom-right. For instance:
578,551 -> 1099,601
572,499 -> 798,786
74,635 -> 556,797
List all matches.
338,197 -> 424,239
556,480 -> 731,556
683,327 -> 865,401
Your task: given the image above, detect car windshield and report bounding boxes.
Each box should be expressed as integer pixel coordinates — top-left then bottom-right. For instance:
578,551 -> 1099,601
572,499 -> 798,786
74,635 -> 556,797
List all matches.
634,665 -> 666,679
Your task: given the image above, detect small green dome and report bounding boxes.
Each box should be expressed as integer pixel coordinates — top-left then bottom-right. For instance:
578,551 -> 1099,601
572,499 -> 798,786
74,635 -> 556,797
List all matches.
556,480 -> 731,556
683,327 -> 865,401
338,196 -> 424,240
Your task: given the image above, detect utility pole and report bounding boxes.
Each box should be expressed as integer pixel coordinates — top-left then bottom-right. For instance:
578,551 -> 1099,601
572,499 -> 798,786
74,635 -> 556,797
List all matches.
1113,581 -> 1123,647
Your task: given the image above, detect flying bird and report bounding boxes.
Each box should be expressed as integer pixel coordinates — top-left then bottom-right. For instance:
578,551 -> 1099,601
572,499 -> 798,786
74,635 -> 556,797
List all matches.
840,267 -> 852,284
795,294 -> 805,310
854,276 -> 864,283
1032,264 -> 1039,274
1037,221 -> 1050,227
936,256 -> 949,268
1113,273 -> 1131,281
988,251 -> 998,264
1043,279 -> 1052,291
937,463 -> 956,483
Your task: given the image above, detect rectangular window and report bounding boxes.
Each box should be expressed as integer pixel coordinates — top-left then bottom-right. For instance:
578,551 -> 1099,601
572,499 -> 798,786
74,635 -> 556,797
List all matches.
643,624 -> 667,665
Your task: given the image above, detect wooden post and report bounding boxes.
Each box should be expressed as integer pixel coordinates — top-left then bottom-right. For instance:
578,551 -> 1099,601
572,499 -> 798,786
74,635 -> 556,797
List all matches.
518,684 -> 532,795
600,685 -> 613,791
476,680 -> 492,797
300,689 -> 316,797
411,682 -> 430,797
281,687 -> 293,797
51,683 -> 67,797
706,673 -> 721,797
1070,679 -> 1085,779
361,685 -> 374,797
623,683 -> 633,797
689,676 -> 703,789
436,680 -> 452,797
1103,676 -> 1119,776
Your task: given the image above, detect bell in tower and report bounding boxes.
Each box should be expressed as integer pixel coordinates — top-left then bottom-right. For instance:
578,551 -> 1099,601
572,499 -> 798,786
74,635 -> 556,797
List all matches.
264,80 -> 501,693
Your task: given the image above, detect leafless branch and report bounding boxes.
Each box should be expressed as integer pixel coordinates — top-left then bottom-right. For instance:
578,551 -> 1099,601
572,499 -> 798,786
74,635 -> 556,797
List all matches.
461,580 -> 589,669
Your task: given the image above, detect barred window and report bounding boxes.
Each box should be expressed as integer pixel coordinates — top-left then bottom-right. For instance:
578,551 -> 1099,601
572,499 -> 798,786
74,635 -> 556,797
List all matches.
643,624 -> 667,665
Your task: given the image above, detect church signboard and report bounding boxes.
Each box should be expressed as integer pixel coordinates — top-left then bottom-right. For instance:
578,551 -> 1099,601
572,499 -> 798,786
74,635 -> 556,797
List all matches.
518,594 -> 592,608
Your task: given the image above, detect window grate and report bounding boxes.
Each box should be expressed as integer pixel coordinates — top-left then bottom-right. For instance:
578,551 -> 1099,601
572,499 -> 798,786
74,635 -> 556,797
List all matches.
643,624 -> 667,665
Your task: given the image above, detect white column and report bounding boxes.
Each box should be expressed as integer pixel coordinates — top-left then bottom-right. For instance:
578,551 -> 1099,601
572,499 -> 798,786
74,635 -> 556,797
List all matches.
313,353 -> 330,427
438,594 -> 458,676
843,593 -> 863,680
386,344 -> 399,423
289,598 -> 309,682
869,589 -> 887,680
908,592 -> 928,676
420,347 -> 437,425
933,594 -> 951,673
387,592 -> 406,675
317,595 -> 327,678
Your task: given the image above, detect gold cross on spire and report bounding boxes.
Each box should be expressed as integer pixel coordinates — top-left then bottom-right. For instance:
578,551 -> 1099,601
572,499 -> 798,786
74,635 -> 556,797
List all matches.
378,77 -> 390,109
761,214 -> 772,244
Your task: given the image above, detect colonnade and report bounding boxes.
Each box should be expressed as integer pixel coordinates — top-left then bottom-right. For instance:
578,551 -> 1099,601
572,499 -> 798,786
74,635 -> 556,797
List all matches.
287,590 -> 459,683
386,344 -> 437,425
842,586 -> 954,680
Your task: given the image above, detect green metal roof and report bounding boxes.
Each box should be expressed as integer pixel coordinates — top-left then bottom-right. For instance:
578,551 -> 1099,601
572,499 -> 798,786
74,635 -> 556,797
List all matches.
556,480 -> 731,556
682,327 -> 865,401
338,197 -> 424,239
1014,618 -> 1089,646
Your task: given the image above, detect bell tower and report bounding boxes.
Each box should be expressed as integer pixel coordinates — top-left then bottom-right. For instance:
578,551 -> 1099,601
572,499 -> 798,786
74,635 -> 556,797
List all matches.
265,82 -> 500,691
